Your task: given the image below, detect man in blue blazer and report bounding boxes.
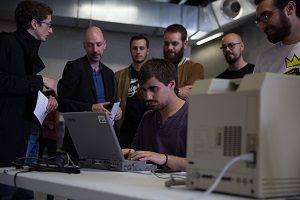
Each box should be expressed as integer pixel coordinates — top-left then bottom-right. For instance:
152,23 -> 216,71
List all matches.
57,26 -> 121,160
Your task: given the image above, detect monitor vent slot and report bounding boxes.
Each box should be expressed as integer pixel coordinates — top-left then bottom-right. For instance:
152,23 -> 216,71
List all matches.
223,126 -> 242,156
262,178 -> 300,196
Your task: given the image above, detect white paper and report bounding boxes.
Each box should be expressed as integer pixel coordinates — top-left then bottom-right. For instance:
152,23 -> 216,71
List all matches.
33,91 -> 49,125
110,101 -> 120,125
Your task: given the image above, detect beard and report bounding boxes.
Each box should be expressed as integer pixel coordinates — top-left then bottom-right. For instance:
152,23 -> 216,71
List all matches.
225,52 -> 241,64
146,100 -> 167,111
264,11 -> 291,44
163,46 -> 184,67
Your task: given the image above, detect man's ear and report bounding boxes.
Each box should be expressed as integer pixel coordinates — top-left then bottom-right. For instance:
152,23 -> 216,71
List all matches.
147,48 -> 150,55
30,19 -> 38,30
169,80 -> 176,89
286,1 -> 296,15
183,40 -> 187,49
240,42 -> 245,51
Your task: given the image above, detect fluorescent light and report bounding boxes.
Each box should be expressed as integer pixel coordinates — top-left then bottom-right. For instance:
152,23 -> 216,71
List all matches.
179,0 -> 188,4
196,32 -> 224,45
189,31 -> 207,40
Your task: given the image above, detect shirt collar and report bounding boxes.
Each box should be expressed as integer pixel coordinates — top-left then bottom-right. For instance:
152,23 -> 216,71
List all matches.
178,57 -> 187,66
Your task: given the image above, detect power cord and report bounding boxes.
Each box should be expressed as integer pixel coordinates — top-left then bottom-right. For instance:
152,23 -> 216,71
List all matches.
9,152 -> 80,199
165,176 -> 186,187
13,169 -> 32,199
189,152 -> 255,200
150,170 -> 186,187
12,152 -> 81,174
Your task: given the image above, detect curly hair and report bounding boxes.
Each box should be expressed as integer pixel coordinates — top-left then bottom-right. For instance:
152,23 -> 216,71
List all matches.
14,0 -> 53,30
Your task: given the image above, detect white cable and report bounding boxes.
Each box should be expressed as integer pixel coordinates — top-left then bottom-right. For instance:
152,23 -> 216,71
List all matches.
189,153 -> 254,200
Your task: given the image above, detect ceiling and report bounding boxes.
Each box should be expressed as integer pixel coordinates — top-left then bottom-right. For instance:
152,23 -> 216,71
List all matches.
0,0 -> 256,46
151,0 -> 218,7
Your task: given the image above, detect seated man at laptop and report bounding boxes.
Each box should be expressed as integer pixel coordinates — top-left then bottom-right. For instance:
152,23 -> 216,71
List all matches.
123,58 -> 187,171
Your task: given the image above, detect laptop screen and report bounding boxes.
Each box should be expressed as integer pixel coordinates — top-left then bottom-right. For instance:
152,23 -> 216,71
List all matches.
62,112 -> 124,161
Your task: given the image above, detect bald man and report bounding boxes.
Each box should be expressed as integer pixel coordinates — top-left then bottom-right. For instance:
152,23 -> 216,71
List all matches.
57,26 -> 121,161
216,33 -> 254,79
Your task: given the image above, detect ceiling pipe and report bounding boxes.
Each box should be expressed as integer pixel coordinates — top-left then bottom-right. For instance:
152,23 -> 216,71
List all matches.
0,0 -> 254,43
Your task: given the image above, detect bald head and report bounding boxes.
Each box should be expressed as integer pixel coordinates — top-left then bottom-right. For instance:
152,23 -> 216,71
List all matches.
220,33 -> 245,66
83,26 -> 106,65
222,33 -> 243,44
84,26 -> 104,42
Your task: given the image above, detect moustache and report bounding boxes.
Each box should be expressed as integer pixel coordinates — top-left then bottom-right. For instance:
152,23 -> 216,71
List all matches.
225,52 -> 234,57
264,26 -> 275,34
146,100 -> 157,103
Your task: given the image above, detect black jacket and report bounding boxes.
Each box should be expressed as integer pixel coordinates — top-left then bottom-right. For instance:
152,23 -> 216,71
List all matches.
0,29 -> 44,167
57,55 -> 115,160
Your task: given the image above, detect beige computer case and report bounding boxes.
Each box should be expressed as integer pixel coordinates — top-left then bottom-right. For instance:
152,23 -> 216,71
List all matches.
186,73 -> 300,198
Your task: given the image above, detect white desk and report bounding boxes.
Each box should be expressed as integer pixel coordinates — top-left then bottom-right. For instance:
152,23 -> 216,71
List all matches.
0,167 -> 258,200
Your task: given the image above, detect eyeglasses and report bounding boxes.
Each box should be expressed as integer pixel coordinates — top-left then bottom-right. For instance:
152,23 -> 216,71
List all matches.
39,21 -> 52,29
254,8 -> 277,27
220,43 -> 240,51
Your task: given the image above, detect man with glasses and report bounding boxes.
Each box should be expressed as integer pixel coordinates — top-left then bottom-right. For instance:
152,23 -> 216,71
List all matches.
253,0 -> 300,75
216,33 -> 254,79
0,0 -> 57,199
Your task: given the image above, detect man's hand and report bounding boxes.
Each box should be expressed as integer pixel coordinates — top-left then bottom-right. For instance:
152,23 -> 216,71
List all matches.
42,77 -> 57,96
114,107 -> 122,121
92,102 -> 110,113
177,85 -> 192,101
128,151 -> 166,165
122,148 -> 135,158
46,95 -> 58,113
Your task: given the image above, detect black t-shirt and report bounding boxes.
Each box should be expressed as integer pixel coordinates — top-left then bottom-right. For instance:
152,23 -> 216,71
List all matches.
121,67 -> 146,133
216,63 -> 255,79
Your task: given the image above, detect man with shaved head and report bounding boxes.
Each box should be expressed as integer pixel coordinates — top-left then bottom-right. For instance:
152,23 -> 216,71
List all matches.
57,26 -> 121,161
216,33 -> 254,79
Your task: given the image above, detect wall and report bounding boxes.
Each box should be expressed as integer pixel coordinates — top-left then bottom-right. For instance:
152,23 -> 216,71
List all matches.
191,19 -> 273,78
1,17 -> 273,81
0,20 -> 165,83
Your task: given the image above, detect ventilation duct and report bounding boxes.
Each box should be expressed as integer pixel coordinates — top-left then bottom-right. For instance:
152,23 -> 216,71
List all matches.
0,0 -> 199,37
210,0 -> 256,28
0,0 -> 255,42
222,0 -> 242,19
190,5 -> 220,40
189,0 -> 255,41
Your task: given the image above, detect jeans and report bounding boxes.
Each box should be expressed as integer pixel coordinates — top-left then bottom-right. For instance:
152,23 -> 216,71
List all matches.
25,133 -> 39,164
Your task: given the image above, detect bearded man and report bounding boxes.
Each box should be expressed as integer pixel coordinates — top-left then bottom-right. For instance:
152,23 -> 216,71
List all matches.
216,33 -> 254,79
253,0 -> 300,75
163,24 -> 205,100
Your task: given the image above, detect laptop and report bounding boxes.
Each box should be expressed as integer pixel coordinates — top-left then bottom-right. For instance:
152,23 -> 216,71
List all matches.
62,112 -> 157,172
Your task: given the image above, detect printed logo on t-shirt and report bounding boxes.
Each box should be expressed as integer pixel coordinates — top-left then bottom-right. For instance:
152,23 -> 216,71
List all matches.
128,78 -> 139,98
284,54 -> 300,75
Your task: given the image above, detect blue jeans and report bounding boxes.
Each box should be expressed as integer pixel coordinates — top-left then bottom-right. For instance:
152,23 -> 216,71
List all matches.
25,133 -> 39,164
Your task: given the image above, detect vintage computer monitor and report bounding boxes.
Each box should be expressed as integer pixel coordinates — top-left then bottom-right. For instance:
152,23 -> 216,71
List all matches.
186,73 -> 300,198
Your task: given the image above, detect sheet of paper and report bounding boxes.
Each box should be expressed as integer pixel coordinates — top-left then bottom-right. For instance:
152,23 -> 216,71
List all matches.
33,91 -> 49,125
110,101 -> 120,125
